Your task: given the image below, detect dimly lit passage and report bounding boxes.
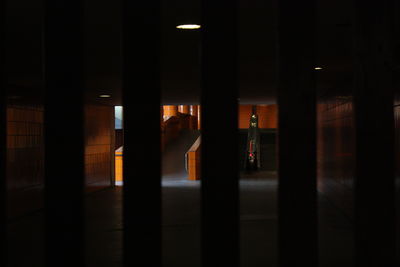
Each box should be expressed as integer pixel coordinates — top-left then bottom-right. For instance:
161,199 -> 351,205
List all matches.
1,0 -> 400,267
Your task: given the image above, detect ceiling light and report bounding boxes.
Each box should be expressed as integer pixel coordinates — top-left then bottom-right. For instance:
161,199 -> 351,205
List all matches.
314,67 -> 323,70
176,24 -> 201,30
99,94 -> 111,98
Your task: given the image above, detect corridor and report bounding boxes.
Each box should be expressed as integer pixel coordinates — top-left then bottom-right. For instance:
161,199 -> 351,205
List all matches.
2,0 -> 398,265
7,130 -> 353,267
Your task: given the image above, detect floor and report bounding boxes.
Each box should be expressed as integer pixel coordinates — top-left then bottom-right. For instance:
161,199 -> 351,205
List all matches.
7,130 -> 354,267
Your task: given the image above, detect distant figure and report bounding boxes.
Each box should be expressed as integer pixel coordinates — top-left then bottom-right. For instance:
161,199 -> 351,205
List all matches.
245,108 -> 261,171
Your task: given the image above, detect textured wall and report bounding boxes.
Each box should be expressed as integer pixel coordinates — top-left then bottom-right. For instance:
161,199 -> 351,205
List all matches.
5,0 -> 46,218
7,104 -> 114,217
7,104 -> 45,217
317,96 -> 355,219
85,105 -> 114,192
319,92 -> 400,229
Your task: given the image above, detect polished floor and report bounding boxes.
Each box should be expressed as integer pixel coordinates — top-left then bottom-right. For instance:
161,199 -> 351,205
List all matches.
7,130 -> 353,267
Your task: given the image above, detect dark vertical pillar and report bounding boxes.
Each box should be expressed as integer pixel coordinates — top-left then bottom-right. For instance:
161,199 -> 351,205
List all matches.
201,0 -> 239,266
277,0 -> 317,266
122,1 -> 161,267
0,0 -> 6,265
110,109 -> 116,187
43,0 -> 85,266
353,1 -> 396,266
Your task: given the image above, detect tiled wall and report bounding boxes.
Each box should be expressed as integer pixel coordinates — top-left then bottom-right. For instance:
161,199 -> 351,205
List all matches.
7,103 -> 114,217
319,90 -> 400,261
7,104 -> 45,217
317,96 -> 355,219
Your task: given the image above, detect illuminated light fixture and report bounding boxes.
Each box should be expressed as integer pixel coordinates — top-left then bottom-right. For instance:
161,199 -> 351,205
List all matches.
314,67 -> 323,70
176,24 -> 201,30
99,94 -> 111,98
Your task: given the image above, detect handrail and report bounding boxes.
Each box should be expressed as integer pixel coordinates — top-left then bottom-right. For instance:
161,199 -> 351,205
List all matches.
187,136 -> 201,152
185,136 -> 201,180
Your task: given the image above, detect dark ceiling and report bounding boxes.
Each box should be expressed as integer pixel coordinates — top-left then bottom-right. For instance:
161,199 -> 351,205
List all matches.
5,0 -> 354,106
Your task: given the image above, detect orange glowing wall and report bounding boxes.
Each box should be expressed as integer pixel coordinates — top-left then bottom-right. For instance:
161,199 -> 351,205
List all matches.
7,104 -> 115,217
115,148 -> 123,184
238,104 -> 277,129
257,105 -> 278,129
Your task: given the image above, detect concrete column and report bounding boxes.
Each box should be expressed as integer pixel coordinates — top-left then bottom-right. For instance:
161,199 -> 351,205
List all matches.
44,0 -> 85,266
201,0 -> 238,266
189,105 -> 199,130
277,0 -> 317,266
190,105 -> 198,116
353,1 -> 396,266
178,105 -> 190,114
122,0 -> 161,266
163,105 -> 178,116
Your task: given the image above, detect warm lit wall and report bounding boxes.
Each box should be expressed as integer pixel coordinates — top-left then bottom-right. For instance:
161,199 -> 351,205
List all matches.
85,105 -> 114,192
318,92 -> 400,254
257,105 -> 277,129
317,96 -> 355,219
238,105 -> 253,129
7,104 -> 45,218
178,105 -> 190,114
7,104 -> 115,217
238,104 -> 277,129
115,147 -> 123,184
5,0 -> 46,218
163,105 -> 178,116
5,0 -> 116,217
